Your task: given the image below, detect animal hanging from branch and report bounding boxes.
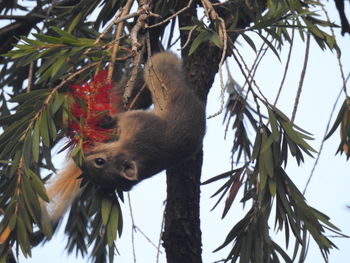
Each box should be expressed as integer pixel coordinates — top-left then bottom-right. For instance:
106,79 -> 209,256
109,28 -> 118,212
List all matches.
44,52 -> 206,223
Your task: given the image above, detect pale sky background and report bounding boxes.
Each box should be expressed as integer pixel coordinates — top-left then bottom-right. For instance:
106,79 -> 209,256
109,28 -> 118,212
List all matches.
6,1 -> 350,262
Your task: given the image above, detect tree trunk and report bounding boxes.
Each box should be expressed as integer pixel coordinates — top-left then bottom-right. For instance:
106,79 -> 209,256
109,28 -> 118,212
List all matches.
163,151 -> 204,263
161,1 -> 254,261
162,3 -> 222,263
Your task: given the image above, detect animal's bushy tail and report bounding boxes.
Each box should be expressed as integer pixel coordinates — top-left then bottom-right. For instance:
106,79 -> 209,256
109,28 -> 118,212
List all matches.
42,160 -> 82,224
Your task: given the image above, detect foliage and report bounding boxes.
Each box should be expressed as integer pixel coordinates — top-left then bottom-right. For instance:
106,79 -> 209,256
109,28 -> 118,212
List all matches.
325,97 -> 350,159
204,105 -> 340,262
0,0 -> 347,262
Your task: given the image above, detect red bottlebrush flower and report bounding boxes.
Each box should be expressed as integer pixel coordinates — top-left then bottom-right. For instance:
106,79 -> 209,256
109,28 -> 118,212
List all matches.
67,70 -> 122,150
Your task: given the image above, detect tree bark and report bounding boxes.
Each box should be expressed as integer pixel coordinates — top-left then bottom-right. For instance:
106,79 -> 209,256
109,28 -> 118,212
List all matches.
163,151 -> 204,263
162,3 -> 222,263
162,1 -> 254,261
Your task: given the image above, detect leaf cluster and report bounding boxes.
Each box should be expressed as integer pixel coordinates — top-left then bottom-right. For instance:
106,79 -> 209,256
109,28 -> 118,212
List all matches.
0,1 -> 138,261
64,183 -> 123,263
0,85 -> 123,262
325,97 -> 350,159
205,104 -> 340,262
3,27 -> 111,85
0,89 -> 66,260
223,80 -> 259,164
185,0 -> 338,58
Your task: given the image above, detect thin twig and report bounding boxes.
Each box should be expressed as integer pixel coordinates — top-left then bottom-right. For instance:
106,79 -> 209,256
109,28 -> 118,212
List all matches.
156,207 -> 166,263
134,225 -> 163,252
179,25 -> 198,50
26,1 -> 55,93
0,15 -> 33,20
147,0 -> 193,29
303,72 -> 350,194
232,45 -> 269,104
320,2 -> 348,96
274,23 -> 295,106
123,37 -> 146,106
224,42 -> 267,139
200,0 -> 228,65
302,1 -> 350,193
83,10 -> 124,56
208,64 -> 226,119
201,0 -> 228,118
128,83 -> 147,110
130,1 -> 150,53
146,30 -> 152,58
291,33 -> 310,123
122,1 -> 151,105
94,10 -> 124,45
127,193 -> 137,263
243,43 -> 268,88
166,19 -> 176,49
223,61 -> 234,139
27,62 -> 34,93
212,0 -> 230,6
108,0 -> 134,81
231,49 -> 263,123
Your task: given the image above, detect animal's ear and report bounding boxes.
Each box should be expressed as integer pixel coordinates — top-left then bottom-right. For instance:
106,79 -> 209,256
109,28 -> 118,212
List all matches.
120,160 -> 138,181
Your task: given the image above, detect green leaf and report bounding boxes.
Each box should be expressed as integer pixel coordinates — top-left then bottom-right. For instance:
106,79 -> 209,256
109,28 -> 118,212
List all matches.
51,51 -> 68,78
101,198 -> 112,226
107,203 -> 119,246
22,133 -> 32,168
280,120 -> 315,153
189,31 -> 211,56
0,110 -> 28,126
240,33 -> 257,52
32,33 -> 62,44
252,130 -> 262,160
18,206 -> 33,233
268,109 -> 280,142
8,214 -> 17,230
42,145 -> 55,171
16,216 -> 30,256
260,129 -> 274,177
268,178 -> 276,196
117,200 -> 123,237
257,32 -> 281,60
68,13 -> 83,33
51,26 -> 75,39
21,176 -> 41,224
9,89 -> 49,103
311,207 -> 341,232
26,168 -> 49,202
324,99 -> 347,140
52,92 -> 65,114
9,150 -> 21,176
46,107 -> 57,141
260,131 -> 274,154
39,110 -> 50,147
209,32 -> 222,48
5,49 -> 33,59
32,121 -> 40,163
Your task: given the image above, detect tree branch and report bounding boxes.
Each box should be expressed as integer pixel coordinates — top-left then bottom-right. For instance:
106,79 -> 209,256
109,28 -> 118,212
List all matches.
0,0 -> 80,61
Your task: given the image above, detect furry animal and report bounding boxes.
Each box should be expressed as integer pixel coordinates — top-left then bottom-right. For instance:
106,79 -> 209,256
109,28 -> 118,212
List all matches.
44,52 -> 206,222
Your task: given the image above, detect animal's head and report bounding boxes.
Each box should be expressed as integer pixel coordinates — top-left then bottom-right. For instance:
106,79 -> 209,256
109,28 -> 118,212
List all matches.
82,142 -> 139,191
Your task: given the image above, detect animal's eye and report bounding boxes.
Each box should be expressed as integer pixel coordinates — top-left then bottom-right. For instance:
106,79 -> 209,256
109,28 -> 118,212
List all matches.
94,157 -> 106,167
